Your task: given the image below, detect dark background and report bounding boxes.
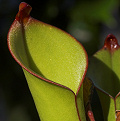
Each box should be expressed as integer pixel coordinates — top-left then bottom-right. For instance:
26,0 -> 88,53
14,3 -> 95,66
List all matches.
0,0 -> 120,121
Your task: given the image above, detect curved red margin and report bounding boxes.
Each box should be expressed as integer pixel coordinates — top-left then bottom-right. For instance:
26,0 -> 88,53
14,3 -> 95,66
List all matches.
7,2 -> 88,121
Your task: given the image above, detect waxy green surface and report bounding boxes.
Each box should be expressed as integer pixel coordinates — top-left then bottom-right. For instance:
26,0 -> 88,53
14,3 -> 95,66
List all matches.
8,2 -> 88,121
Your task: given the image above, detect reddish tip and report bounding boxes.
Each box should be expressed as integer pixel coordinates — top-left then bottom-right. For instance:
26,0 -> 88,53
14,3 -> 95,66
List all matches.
88,111 -> 95,121
16,2 -> 32,23
104,34 -> 119,52
116,111 -> 120,121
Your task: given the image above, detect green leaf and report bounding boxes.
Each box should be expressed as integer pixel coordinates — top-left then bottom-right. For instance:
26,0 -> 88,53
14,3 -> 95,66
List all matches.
115,92 -> 120,110
7,2 -> 88,121
87,34 -> 120,120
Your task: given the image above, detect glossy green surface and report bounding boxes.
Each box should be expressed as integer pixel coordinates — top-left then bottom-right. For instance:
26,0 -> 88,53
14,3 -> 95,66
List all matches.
8,3 -> 87,120
23,69 -> 80,121
24,18 -> 87,94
